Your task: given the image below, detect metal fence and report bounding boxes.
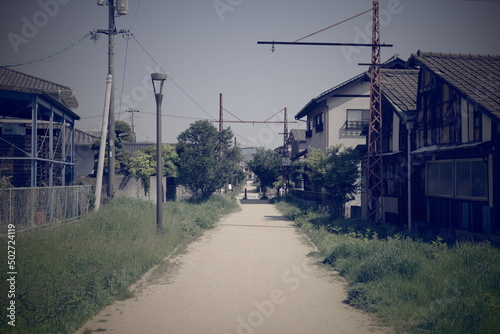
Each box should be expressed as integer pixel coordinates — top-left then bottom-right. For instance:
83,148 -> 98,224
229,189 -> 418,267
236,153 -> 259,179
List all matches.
0,185 -> 93,231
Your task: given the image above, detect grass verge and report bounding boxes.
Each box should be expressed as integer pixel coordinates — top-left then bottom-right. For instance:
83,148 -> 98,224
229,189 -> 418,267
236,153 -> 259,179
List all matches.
0,194 -> 238,334
276,198 -> 500,334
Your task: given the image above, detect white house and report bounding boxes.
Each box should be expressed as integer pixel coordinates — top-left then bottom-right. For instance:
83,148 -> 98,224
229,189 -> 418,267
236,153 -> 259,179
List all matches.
294,56 -> 408,217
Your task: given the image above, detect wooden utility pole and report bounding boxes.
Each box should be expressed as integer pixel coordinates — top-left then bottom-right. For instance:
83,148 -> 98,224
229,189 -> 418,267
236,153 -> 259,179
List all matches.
219,93 -> 224,132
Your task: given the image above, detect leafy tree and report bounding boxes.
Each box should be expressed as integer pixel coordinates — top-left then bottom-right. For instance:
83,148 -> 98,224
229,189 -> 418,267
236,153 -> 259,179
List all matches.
176,120 -> 241,199
128,144 -> 178,195
91,120 -> 134,175
302,145 -> 360,218
248,148 -> 281,197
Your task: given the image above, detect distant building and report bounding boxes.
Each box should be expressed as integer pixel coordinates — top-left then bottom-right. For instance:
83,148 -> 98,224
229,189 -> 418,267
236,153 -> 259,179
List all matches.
0,67 -> 80,187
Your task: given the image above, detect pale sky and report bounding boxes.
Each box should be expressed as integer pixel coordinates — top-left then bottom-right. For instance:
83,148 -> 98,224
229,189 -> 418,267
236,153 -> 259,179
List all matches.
1,0 -> 499,148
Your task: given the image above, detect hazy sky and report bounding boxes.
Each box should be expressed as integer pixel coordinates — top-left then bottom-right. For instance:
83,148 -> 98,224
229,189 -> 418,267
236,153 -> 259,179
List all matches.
1,0 -> 499,148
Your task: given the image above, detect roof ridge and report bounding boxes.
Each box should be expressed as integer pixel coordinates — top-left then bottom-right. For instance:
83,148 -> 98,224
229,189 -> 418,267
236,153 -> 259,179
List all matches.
0,66 -> 72,91
416,51 -> 500,59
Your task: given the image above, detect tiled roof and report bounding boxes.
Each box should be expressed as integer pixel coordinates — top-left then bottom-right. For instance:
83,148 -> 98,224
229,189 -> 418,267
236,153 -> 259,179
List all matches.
381,69 -> 419,112
295,55 -> 411,120
0,67 -> 78,110
411,51 -> 500,119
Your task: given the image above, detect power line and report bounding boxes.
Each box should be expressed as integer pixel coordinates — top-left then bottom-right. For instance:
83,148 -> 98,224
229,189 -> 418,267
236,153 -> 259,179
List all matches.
0,32 -> 91,67
130,33 -> 217,120
293,8 -> 372,42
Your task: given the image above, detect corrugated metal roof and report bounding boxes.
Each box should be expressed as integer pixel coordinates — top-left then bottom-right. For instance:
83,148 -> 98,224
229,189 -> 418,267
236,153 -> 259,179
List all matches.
411,51 -> 500,119
289,129 -> 306,141
381,69 -> 419,113
0,67 -> 79,110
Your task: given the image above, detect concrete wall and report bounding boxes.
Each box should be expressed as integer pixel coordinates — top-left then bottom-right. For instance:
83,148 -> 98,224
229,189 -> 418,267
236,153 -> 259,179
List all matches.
114,176 -> 189,202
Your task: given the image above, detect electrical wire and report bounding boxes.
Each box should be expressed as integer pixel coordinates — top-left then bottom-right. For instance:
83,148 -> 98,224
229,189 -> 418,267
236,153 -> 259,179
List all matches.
293,8 -> 372,42
130,33 -> 217,120
118,35 -> 131,120
129,0 -> 142,30
223,108 -> 244,122
0,32 -> 91,68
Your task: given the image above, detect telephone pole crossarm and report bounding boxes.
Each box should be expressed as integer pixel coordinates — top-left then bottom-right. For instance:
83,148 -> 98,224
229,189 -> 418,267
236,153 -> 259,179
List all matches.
257,41 -> 392,48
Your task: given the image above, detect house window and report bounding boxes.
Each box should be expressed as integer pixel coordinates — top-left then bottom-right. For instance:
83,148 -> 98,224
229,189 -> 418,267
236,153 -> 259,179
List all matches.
456,160 -> 488,199
427,161 -> 453,197
427,159 -> 488,200
313,112 -> 324,133
306,121 -> 312,138
346,109 -> 369,129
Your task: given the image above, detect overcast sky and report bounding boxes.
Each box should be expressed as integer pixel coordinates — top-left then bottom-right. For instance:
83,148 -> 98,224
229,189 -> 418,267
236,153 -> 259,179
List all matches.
1,0 -> 499,148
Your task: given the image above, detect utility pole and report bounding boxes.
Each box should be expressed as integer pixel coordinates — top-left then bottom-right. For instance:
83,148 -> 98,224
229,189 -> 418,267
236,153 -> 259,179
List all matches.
219,93 -> 224,132
366,1 -> 383,223
93,0 -> 128,198
282,107 -> 290,196
126,109 -> 140,142
107,1 -> 116,198
257,0 -> 390,221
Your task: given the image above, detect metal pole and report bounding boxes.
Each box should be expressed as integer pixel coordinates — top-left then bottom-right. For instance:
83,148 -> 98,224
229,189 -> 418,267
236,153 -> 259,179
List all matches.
156,92 -> 163,231
107,0 -> 116,198
406,119 -> 414,231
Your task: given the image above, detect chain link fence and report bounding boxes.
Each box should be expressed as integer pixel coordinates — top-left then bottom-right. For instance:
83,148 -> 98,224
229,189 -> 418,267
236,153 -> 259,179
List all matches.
0,185 -> 93,232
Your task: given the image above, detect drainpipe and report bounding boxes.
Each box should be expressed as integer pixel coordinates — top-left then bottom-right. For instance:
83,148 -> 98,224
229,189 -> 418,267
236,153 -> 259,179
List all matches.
405,114 -> 415,231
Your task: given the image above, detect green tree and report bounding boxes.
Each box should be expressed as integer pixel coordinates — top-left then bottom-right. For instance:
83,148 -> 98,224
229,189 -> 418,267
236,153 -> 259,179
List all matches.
248,148 -> 281,197
176,120 -> 241,199
91,120 -> 134,175
302,145 -> 360,218
128,144 -> 178,195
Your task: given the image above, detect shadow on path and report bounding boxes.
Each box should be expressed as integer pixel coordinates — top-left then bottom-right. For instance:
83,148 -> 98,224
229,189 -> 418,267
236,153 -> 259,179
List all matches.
239,199 -> 270,204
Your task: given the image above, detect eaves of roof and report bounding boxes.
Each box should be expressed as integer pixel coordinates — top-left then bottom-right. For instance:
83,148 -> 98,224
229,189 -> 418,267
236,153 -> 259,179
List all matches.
295,72 -> 369,119
0,67 -> 79,110
410,51 -> 500,122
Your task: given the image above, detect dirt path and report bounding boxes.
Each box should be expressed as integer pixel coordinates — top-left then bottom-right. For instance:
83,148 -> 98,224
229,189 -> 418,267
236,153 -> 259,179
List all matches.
77,184 -> 392,334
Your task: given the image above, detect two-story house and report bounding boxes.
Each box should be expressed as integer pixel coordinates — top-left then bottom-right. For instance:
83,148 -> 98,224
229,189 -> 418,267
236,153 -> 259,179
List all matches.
294,56 -> 409,217
408,52 -> 500,235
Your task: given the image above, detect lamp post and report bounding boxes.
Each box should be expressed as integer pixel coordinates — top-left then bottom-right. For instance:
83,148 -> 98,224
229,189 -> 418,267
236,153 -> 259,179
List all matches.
151,73 -> 167,232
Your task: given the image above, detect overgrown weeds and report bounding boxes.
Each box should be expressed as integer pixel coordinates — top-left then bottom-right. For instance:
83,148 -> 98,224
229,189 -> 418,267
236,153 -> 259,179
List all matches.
276,198 -> 500,334
0,194 -> 238,334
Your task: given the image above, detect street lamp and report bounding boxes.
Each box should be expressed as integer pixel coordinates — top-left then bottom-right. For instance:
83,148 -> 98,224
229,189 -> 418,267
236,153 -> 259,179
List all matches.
152,72 -> 167,232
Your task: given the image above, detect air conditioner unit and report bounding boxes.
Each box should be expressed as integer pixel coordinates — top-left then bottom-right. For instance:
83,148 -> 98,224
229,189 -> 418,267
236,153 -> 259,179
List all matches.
2,123 -> 25,136
116,0 -> 128,15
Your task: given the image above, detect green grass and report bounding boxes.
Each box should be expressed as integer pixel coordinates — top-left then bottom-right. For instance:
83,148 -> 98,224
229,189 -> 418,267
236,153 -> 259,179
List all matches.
0,194 -> 238,334
276,198 -> 500,334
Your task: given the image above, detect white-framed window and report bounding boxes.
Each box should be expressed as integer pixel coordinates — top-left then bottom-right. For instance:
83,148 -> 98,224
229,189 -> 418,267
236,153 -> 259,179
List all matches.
346,109 -> 369,129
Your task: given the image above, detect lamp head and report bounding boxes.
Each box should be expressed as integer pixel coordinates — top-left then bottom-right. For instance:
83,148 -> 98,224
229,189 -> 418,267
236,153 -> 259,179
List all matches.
151,73 -> 168,96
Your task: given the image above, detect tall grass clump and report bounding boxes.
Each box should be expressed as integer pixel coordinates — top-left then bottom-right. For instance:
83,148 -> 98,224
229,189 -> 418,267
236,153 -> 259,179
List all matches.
0,194 -> 238,334
276,198 -> 500,334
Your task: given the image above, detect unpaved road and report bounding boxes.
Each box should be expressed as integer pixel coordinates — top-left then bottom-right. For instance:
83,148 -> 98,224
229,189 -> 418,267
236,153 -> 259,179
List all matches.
77,185 -> 392,334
